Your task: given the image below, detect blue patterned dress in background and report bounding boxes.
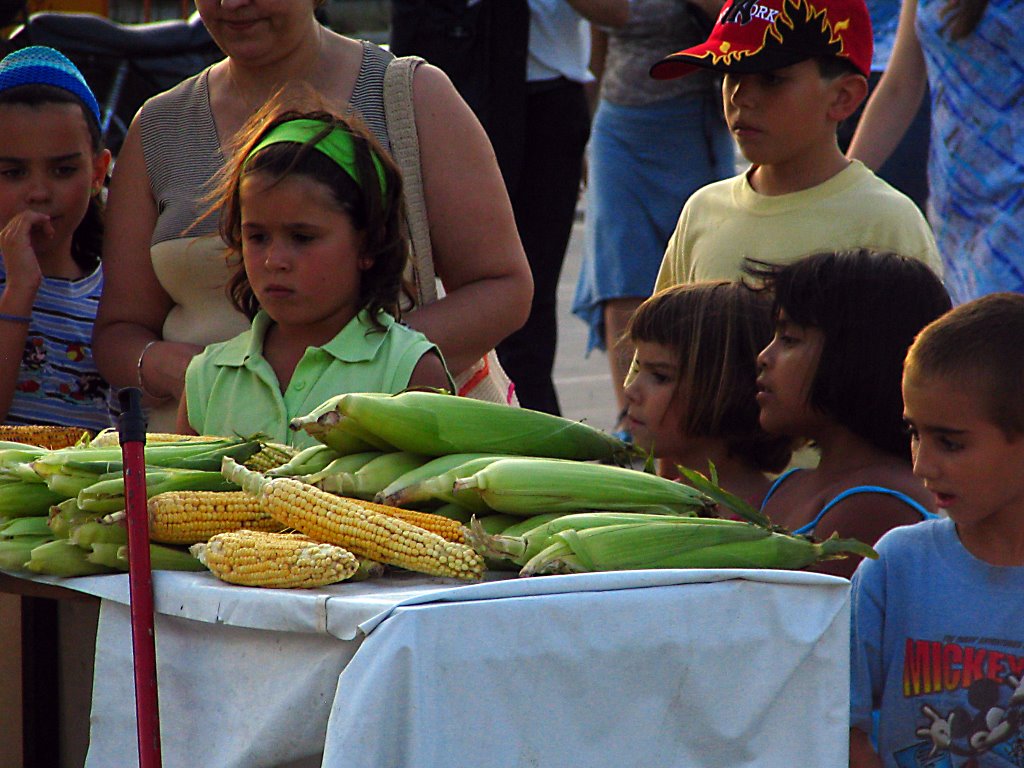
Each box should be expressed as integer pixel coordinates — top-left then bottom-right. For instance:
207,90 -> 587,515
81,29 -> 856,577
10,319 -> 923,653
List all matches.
917,0 -> 1024,303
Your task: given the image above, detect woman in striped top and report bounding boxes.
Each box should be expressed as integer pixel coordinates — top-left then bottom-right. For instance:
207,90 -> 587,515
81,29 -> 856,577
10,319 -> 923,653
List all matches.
93,0 -> 532,431
0,46 -> 114,431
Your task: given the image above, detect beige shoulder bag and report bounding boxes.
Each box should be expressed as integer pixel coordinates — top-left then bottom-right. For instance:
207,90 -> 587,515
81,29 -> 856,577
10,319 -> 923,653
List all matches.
383,55 -> 518,406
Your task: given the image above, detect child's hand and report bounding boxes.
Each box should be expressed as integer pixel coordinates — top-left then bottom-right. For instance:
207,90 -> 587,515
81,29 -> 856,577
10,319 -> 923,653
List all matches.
0,210 -> 47,297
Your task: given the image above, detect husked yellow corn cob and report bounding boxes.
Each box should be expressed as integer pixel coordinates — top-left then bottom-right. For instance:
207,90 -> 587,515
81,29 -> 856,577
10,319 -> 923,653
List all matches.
147,490 -> 285,545
223,458 -> 485,580
351,499 -> 467,543
191,530 -> 359,588
0,425 -> 90,449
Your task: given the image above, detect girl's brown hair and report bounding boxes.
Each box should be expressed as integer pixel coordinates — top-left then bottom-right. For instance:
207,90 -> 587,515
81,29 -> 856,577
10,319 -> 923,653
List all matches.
627,282 -> 793,473
209,88 -> 409,327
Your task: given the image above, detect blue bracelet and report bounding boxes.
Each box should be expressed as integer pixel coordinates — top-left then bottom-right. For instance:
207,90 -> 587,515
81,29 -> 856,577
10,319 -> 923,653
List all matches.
0,312 -> 30,324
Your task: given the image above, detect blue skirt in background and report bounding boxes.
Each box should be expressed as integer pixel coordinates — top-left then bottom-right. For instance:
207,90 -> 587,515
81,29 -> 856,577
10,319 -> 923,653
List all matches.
572,92 -> 734,354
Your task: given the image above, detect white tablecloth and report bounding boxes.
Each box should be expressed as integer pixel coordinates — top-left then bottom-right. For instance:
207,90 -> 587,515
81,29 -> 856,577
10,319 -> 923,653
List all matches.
17,568 -> 852,767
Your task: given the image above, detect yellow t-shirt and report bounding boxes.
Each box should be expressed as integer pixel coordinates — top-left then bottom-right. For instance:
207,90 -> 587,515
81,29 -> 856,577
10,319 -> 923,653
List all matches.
653,160 -> 942,292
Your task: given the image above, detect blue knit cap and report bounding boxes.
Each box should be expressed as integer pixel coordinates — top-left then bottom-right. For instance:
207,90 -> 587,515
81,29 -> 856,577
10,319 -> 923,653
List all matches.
0,46 -> 101,126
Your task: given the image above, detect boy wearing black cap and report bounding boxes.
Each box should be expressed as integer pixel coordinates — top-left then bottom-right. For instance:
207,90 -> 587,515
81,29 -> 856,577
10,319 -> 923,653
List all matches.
646,0 -> 941,290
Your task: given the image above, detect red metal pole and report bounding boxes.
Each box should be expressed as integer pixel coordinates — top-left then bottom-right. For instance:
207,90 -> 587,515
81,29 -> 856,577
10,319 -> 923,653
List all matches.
118,388 -> 163,768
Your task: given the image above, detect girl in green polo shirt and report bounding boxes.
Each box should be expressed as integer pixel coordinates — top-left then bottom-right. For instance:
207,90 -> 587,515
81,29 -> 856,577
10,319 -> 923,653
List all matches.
177,100 -> 452,447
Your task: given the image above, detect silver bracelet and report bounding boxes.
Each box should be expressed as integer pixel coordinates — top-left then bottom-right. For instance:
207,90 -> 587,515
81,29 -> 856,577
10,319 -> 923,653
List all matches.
136,339 -> 162,398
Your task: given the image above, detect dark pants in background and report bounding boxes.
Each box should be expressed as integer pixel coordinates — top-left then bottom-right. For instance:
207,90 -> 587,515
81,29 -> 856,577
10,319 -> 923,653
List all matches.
496,78 -> 591,415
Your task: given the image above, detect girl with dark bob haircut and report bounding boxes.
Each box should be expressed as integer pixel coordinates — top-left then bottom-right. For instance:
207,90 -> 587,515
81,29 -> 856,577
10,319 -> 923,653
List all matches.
624,282 -> 793,507
744,249 -> 951,578
745,249 -> 952,458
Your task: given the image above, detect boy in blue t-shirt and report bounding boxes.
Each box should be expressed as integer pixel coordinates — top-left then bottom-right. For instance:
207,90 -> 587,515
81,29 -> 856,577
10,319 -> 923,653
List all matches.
849,293 -> 1024,767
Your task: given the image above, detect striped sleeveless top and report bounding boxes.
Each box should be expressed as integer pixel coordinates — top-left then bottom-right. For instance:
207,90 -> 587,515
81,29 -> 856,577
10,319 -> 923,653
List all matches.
135,40 -> 394,431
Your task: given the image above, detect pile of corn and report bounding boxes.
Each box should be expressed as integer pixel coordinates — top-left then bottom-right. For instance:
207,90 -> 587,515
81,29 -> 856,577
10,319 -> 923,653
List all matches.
1,395 -> 879,585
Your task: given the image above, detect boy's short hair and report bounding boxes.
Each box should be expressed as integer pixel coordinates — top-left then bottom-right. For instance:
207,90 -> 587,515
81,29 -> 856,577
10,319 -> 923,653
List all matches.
627,282 -> 794,473
651,0 -> 872,80
905,293 -> 1024,438
745,250 -> 951,459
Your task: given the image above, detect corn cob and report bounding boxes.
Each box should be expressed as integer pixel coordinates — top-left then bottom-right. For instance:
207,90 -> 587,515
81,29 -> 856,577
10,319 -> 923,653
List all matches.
519,521 -> 878,576
349,499 -> 468,543
222,458 -> 485,580
375,455 -> 507,513
290,391 -> 638,463
266,444 -> 344,478
375,453 -> 513,508
312,451 -> 429,500
243,442 -> 299,472
453,458 -> 714,517
26,539 -> 117,576
191,530 -> 359,588
144,490 -> 284,545
0,425 -> 90,449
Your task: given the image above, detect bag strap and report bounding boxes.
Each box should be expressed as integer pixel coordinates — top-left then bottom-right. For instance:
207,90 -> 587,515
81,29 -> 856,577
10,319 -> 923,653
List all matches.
383,55 -> 438,306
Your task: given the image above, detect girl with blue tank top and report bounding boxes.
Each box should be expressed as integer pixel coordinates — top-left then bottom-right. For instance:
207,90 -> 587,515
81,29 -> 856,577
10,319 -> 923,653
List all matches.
744,250 -> 950,578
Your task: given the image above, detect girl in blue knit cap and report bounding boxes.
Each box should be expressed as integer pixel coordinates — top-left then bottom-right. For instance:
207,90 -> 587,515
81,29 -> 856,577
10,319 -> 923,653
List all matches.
0,46 -> 113,430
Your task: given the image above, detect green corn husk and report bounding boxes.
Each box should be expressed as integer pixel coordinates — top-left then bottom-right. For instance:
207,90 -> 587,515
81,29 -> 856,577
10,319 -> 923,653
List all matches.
428,503 -> 476,524
498,512 -> 569,538
469,511 -> 744,567
375,453 -> 514,507
297,451 -> 383,482
26,539 -> 117,577
0,442 -> 48,470
453,458 -> 714,517
375,456 -> 506,514
311,451 -> 429,500
70,519 -> 128,549
1,516 -> 53,539
31,436 -> 263,482
519,521 -> 878,576
0,536 -> 52,570
47,498 -> 102,539
288,393 -> 398,454
77,468 -> 240,514
290,391 -> 638,463
675,465 -> 775,529
266,444 -> 344,477
472,513 -> 521,535
0,477 -> 71,518
85,542 -> 205,572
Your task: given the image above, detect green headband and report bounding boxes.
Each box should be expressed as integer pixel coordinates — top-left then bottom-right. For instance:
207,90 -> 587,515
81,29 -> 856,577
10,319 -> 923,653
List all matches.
245,118 -> 387,195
